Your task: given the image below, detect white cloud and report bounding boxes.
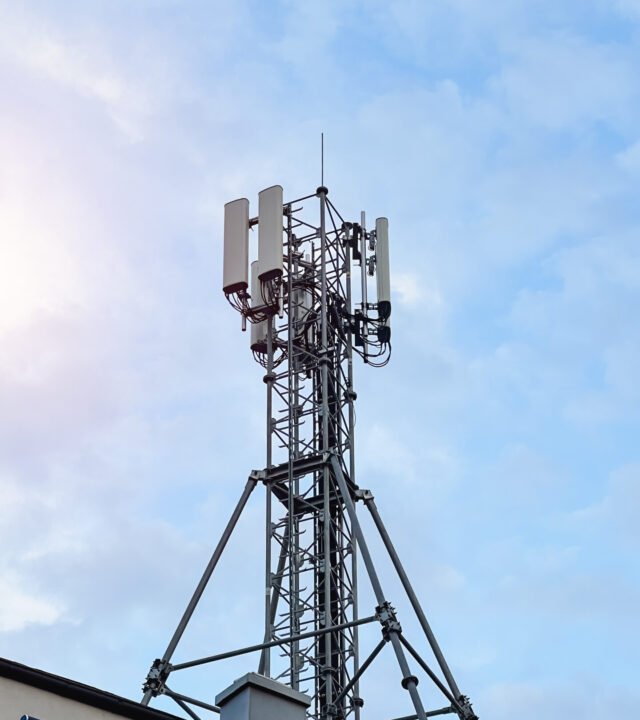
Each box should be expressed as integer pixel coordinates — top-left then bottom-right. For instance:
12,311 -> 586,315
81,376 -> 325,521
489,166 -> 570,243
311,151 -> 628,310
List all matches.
616,0 -> 640,18
393,271 -> 426,307
500,234 -> 640,424
432,563 -> 466,591
493,34 -> 635,130
571,463 -> 640,545
0,572 -> 63,632
0,4 -> 185,142
616,139 -> 640,172
482,679 -> 640,720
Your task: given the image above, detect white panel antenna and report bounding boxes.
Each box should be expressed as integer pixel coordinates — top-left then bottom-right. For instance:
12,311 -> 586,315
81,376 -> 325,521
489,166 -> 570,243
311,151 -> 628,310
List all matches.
250,260 -> 268,353
375,217 -> 391,320
222,198 -> 249,294
258,185 -> 284,282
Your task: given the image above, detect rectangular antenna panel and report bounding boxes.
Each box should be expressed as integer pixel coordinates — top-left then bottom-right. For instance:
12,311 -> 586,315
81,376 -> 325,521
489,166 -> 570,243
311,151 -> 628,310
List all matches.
250,260 -> 268,353
293,285 -> 312,329
223,198 -> 249,294
293,255 -> 313,331
375,217 -> 391,306
258,185 -> 283,281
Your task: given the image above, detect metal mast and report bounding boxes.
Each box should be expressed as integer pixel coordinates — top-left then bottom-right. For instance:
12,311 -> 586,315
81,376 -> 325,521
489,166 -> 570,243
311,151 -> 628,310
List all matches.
141,185 -> 478,720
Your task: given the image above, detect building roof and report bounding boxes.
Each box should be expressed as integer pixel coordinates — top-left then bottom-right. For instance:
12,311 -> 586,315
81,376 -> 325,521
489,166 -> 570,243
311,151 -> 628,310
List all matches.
0,657 -> 182,720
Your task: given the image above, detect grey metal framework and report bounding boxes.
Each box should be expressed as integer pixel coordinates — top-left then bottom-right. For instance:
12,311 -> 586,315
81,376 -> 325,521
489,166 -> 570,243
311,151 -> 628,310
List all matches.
141,187 -> 477,720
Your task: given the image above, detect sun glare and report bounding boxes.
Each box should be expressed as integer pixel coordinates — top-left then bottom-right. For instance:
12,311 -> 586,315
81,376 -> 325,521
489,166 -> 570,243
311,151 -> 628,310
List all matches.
0,198 -> 79,335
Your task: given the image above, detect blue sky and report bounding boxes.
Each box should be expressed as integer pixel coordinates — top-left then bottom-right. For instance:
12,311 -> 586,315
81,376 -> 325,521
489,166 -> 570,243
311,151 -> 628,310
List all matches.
0,1 -> 638,718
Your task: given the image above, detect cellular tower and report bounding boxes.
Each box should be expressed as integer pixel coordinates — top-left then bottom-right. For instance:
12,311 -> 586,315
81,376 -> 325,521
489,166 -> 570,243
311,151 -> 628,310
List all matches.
141,182 -> 477,720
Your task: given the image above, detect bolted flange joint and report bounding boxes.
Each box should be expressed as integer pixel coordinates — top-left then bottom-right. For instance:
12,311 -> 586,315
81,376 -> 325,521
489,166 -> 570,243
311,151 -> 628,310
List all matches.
354,488 -> 374,502
142,658 -> 171,696
376,601 -> 402,640
250,469 -> 265,484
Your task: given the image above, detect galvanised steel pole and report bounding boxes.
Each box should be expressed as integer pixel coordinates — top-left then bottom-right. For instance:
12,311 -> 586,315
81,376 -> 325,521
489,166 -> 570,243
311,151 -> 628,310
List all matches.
343,220 -> 362,720
318,185 -> 333,713
263,315 -> 275,677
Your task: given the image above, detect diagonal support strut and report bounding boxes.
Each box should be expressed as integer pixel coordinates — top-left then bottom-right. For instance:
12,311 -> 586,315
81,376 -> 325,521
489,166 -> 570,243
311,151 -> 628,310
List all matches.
141,473 -> 260,704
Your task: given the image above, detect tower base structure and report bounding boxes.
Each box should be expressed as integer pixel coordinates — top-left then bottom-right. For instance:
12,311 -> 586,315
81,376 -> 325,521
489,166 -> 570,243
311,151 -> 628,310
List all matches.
141,457 -> 477,720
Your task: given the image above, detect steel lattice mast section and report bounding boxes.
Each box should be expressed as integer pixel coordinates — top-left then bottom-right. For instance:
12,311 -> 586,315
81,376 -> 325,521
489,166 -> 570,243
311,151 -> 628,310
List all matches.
140,185 -> 478,720
256,187 -> 360,713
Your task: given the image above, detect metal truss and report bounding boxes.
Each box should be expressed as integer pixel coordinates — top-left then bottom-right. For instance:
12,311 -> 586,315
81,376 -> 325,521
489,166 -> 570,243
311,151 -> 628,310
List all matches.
141,188 -> 478,720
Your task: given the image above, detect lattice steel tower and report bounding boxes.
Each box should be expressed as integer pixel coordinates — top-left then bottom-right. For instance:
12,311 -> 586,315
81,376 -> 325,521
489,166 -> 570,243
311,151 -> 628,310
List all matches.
141,184 -> 477,720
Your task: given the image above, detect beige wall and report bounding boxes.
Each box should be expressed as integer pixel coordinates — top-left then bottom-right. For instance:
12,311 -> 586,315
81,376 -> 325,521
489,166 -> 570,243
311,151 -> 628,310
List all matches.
0,676 -> 132,720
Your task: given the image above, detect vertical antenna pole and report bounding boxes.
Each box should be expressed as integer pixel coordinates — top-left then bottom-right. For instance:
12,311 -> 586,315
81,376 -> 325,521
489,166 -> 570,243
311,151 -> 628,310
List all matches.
343,222 -> 361,719
318,185 -> 334,711
263,315 -> 275,677
285,206 -> 301,689
360,211 -> 367,311
321,132 -> 324,187
360,211 -> 368,363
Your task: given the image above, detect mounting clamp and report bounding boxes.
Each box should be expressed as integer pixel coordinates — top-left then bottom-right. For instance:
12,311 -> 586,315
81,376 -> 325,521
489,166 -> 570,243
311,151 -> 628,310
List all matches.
324,703 -> 340,718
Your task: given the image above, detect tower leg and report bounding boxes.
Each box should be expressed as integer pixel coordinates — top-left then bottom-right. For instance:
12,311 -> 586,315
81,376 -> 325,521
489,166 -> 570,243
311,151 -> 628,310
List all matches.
258,522 -> 290,675
362,494 -> 462,700
142,475 -> 259,704
329,456 -> 427,720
